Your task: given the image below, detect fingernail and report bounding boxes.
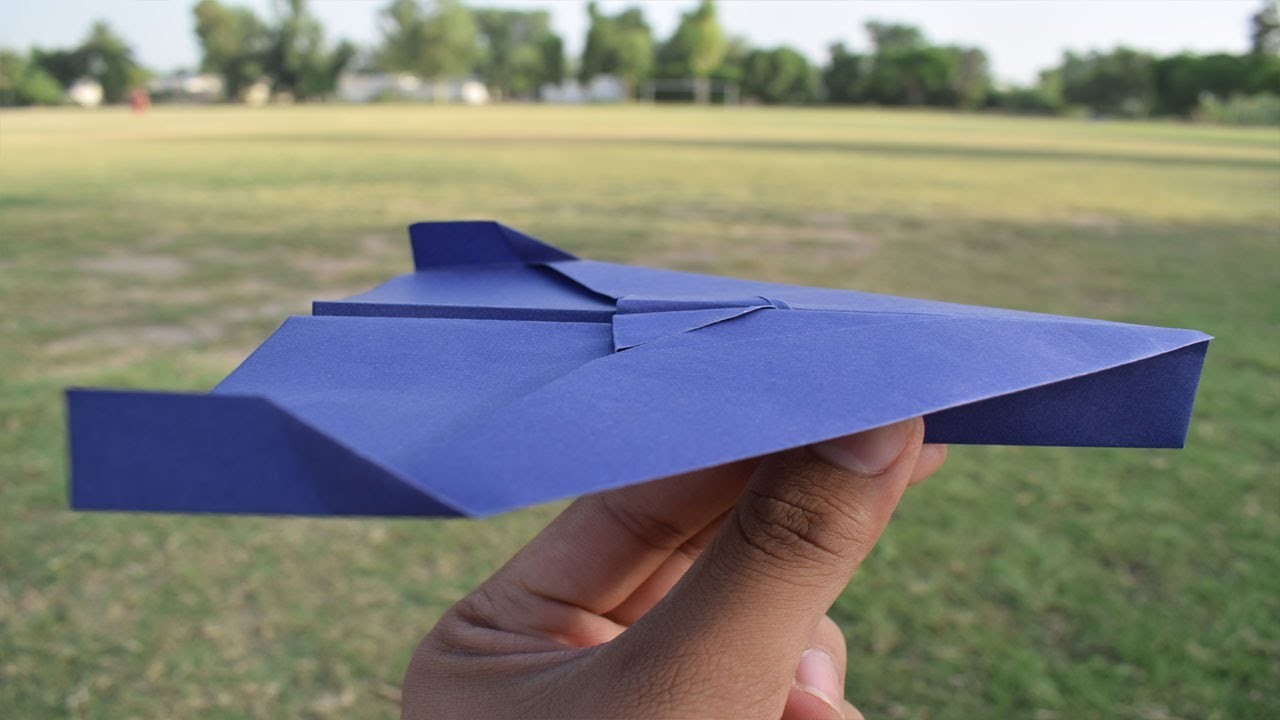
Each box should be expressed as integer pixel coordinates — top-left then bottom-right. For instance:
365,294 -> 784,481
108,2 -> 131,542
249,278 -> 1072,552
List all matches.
813,421 -> 910,474
794,649 -> 843,708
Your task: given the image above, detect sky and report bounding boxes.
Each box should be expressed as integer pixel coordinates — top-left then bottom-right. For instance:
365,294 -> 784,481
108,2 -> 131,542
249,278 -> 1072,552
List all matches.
0,0 -> 1262,86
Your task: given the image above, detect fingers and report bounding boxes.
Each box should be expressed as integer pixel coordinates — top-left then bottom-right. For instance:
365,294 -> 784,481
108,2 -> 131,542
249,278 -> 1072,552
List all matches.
842,700 -> 866,720
604,510 -> 729,625
609,441 -> 944,625
910,443 -> 947,486
458,459 -> 757,644
607,418 -> 925,715
782,683 -> 846,720
441,420 -> 941,655
782,615 -> 848,720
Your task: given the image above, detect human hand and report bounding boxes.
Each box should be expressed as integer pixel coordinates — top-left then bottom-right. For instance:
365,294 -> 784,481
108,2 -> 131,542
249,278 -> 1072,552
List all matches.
403,417 -> 946,719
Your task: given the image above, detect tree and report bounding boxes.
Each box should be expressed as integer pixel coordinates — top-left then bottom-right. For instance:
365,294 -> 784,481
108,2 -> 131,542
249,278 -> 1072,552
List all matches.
417,0 -> 479,79
28,48 -> 85,90
380,0 -> 425,72
29,22 -> 142,103
379,0 -> 478,82
196,0 -> 350,101
1060,48 -> 1156,117
857,23 -> 988,108
1250,0 -> 1280,55
264,0 -> 353,99
823,43 -> 865,104
865,21 -> 925,53
1244,51 -> 1280,94
194,0 -> 270,99
579,3 -> 653,93
1151,51 -> 1280,116
318,40 -> 358,95
76,21 -> 142,102
539,33 -> 565,88
473,8 -> 563,98
21,68 -> 65,105
986,66 -> 1064,116
1038,68 -> 1064,107
741,47 -> 815,104
1,50 -> 64,106
1153,53 -> 1247,115
947,46 -> 990,109
864,45 -> 955,106
654,0 -> 726,103
709,35 -> 750,88
0,51 -> 23,105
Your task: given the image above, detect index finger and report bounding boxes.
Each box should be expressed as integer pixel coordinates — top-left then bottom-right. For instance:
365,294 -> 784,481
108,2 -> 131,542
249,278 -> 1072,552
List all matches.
486,457 -> 757,623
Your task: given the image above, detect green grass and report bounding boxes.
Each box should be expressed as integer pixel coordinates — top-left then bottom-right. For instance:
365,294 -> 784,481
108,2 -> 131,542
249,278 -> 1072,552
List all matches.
1,105 -> 1277,719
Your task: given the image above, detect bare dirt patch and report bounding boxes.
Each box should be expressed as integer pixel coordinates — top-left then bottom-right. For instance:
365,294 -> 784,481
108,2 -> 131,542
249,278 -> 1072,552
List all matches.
45,322 -> 224,356
76,253 -> 190,279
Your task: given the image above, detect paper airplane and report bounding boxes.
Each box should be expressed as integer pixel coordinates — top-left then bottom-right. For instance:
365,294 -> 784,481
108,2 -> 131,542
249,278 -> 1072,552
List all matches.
68,221 -> 1210,517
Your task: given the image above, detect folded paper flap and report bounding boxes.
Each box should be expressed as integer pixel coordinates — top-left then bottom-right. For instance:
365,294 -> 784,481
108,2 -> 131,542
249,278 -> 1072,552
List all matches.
66,389 -> 461,517
925,340 -> 1209,448
612,304 -> 773,351
209,314 -> 615,510
615,295 -> 790,314
312,264 -> 614,322
611,295 -> 806,350
409,221 -> 576,269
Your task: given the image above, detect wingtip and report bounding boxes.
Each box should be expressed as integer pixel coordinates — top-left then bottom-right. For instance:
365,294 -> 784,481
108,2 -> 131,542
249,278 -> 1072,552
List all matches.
67,389 -> 463,517
408,220 -> 575,269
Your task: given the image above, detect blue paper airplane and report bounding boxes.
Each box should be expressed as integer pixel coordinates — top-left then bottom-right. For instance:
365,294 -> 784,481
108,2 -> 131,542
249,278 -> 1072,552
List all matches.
68,221 -> 1211,517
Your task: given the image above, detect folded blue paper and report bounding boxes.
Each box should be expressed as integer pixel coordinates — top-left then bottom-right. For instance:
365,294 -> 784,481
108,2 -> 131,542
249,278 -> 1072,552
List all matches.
67,221 -> 1211,518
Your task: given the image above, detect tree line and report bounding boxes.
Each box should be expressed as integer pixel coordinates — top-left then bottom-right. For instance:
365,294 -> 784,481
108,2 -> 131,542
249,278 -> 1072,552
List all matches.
2,0 -> 1278,123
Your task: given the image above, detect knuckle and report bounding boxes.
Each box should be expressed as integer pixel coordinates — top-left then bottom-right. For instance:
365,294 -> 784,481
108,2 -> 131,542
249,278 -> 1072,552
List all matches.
736,488 -> 841,568
431,582 -> 528,651
593,492 -> 689,553
734,455 -> 876,569
448,582 -> 508,634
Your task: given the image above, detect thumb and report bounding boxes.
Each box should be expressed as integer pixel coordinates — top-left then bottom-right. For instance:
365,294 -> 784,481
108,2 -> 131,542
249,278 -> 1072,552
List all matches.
606,418 -> 923,715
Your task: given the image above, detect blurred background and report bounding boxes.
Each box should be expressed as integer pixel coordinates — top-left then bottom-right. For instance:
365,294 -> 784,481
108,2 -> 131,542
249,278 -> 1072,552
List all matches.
1,1 -> 1277,718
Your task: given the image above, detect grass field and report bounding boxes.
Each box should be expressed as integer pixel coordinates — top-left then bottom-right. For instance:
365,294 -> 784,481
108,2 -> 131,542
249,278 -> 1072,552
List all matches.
1,105 -> 1277,719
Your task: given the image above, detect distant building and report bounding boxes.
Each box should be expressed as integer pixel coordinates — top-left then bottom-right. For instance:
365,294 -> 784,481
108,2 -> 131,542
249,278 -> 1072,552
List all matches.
455,80 -> 489,105
337,73 -> 489,105
540,75 -> 626,104
67,79 -> 103,108
242,78 -> 271,107
149,73 -> 224,103
338,73 -> 425,102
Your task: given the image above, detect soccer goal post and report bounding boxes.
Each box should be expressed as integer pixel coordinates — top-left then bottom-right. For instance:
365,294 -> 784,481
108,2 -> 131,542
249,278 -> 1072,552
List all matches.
640,78 -> 740,106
